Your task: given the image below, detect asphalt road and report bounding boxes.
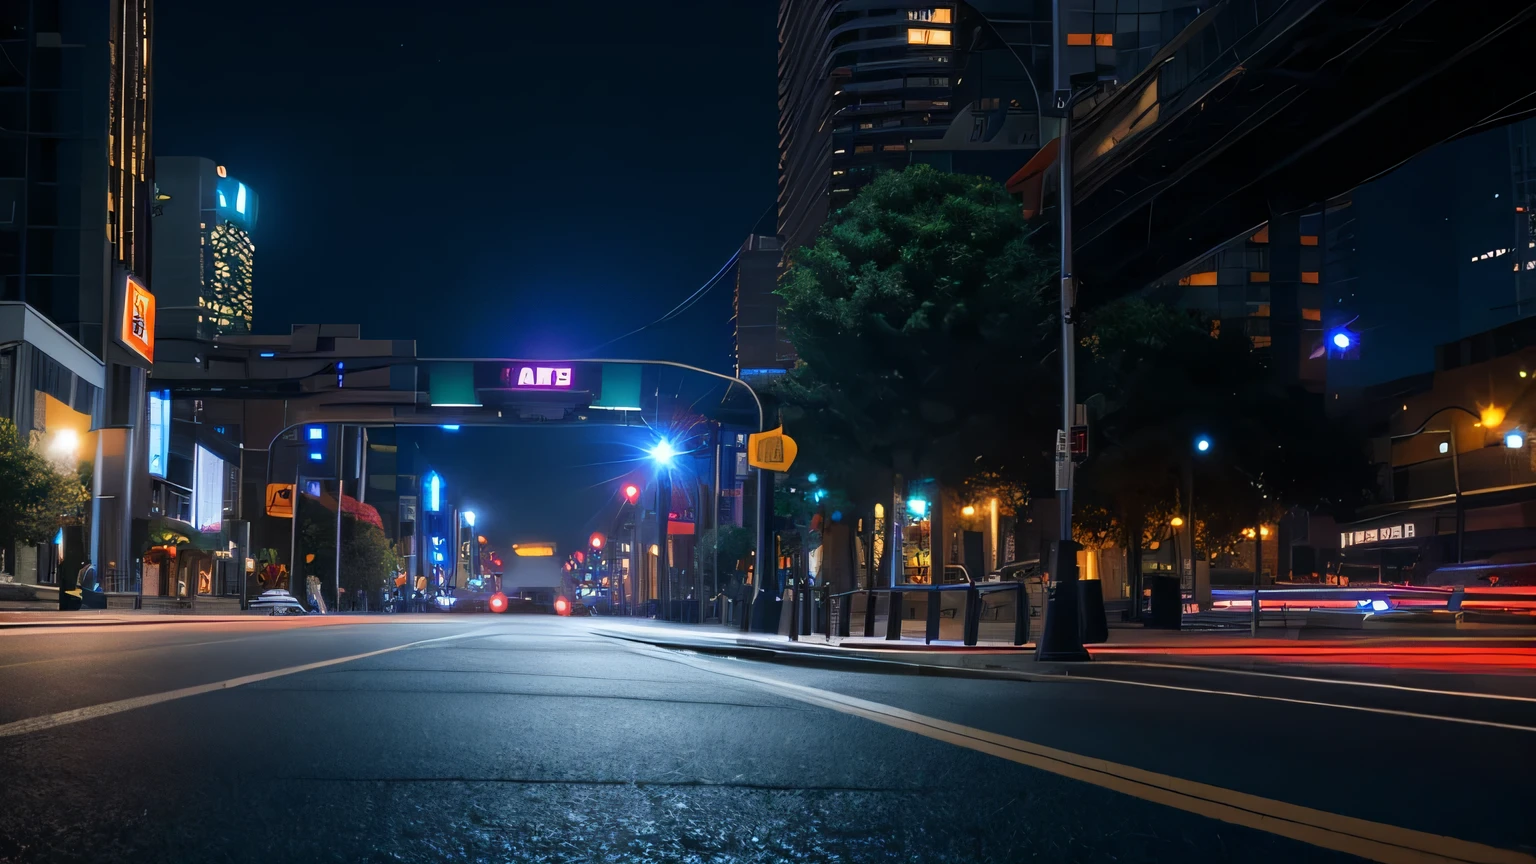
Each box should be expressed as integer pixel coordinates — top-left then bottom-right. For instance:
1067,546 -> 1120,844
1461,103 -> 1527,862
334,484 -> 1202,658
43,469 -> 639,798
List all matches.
1,616 -> 1533,863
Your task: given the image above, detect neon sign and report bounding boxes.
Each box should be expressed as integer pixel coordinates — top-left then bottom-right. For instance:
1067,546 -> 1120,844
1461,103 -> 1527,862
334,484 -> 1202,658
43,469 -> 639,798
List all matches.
503,366 -> 573,388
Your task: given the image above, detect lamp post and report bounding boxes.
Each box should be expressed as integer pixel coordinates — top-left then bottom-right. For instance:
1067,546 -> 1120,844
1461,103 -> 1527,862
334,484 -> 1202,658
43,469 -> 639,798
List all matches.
1390,405 -> 1511,565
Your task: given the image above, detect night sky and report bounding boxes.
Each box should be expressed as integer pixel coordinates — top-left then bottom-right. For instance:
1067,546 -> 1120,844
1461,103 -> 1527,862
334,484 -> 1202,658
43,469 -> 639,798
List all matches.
153,1 -> 778,550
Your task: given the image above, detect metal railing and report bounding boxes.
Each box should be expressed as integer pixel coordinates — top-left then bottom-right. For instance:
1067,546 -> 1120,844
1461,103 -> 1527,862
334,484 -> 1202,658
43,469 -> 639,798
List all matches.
801,582 -> 1039,646
100,568 -> 140,595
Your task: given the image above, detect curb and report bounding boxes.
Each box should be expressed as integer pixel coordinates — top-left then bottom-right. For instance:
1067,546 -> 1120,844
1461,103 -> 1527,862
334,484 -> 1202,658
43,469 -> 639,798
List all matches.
594,629 -> 1066,682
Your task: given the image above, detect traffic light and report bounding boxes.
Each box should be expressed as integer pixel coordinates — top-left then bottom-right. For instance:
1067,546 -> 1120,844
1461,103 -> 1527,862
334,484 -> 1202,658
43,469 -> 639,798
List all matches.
623,483 -> 640,505
590,532 -> 605,550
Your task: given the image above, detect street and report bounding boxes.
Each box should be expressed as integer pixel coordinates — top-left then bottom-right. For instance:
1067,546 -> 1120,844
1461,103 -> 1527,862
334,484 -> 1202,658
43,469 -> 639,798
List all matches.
2,617 -> 1533,863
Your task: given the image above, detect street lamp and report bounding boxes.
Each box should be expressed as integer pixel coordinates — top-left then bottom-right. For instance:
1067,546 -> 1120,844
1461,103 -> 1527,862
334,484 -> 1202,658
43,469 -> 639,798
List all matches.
1390,405 -> 1492,563
648,439 -> 677,467
1505,431 -> 1525,449
462,510 -> 476,528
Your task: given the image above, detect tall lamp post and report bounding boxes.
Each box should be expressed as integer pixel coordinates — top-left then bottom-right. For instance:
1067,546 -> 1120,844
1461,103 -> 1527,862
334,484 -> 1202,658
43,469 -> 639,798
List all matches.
1389,405 -> 1511,565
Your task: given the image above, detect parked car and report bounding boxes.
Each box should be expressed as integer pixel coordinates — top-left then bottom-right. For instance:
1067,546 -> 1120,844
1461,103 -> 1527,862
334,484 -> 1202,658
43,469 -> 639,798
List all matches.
249,589 -> 308,615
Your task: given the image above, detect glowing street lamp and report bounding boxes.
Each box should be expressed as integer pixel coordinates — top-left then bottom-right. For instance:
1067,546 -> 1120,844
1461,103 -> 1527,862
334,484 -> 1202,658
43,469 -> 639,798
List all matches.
1169,516 -> 1184,528
462,510 -> 476,528
1505,431 -> 1525,449
648,439 -> 677,466
1194,435 -> 1212,453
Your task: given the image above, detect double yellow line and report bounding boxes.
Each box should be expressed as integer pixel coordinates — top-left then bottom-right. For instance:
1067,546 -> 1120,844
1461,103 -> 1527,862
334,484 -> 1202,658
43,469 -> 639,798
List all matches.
665,651 -> 1534,864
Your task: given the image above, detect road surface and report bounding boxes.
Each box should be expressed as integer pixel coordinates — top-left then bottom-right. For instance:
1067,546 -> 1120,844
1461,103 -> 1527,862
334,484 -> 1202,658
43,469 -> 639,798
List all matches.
1,615 -> 1533,862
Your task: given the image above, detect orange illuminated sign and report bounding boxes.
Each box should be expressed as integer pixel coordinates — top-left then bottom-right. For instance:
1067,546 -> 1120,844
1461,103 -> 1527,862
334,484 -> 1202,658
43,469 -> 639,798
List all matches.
121,277 -> 155,362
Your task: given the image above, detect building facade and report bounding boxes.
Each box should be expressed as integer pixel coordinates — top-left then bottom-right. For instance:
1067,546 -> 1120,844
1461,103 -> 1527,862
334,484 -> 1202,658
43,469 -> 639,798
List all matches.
152,157 -> 257,341
1,0 -> 157,592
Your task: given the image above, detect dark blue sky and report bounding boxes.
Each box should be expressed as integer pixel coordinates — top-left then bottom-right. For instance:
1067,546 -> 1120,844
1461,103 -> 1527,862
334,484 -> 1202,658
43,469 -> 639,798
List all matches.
153,1 -> 778,550
153,0 -> 779,373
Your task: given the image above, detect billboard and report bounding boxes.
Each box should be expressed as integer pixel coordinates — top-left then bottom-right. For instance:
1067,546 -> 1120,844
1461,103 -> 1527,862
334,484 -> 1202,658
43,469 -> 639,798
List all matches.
120,276 -> 155,362
147,390 -> 170,477
193,445 -> 224,533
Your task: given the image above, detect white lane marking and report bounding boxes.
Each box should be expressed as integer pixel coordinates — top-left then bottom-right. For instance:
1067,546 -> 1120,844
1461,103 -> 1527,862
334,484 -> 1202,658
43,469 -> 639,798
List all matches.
1061,674 -> 1536,733
649,647 -> 1536,864
0,630 -> 486,738
1091,660 -> 1536,704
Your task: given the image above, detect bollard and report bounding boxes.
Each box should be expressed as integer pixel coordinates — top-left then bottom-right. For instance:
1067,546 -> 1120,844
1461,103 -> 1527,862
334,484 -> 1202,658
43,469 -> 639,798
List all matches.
837,593 -> 852,638
886,590 -> 904,640
925,589 -> 941,644
963,586 -> 980,646
1013,584 -> 1029,646
864,590 -> 878,638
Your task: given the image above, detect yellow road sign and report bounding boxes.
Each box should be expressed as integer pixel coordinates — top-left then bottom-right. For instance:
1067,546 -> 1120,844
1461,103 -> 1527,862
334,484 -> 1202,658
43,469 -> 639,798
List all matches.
747,426 -> 798,472
266,483 -> 295,518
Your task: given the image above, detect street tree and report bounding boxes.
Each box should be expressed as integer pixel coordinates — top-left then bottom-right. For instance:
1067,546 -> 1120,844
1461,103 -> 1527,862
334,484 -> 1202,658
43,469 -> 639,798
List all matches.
0,419 -> 90,566
776,165 -> 1057,574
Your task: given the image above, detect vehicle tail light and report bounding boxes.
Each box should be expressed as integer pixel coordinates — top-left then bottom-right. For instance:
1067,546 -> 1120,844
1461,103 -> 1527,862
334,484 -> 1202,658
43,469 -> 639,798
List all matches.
554,596 -> 570,616
489,592 -> 507,613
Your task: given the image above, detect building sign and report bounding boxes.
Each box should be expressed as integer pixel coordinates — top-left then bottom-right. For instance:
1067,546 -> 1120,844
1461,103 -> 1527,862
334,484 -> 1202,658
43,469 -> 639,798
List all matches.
503,366 -> 573,388
121,276 -> 156,362
193,445 -> 224,533
147,390 -> 170,477
1340,523 -> 1416,549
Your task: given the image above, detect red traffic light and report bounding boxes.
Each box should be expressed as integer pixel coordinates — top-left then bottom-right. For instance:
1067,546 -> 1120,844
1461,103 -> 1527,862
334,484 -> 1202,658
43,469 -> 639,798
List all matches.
488,592 -> 507,614
590,532 -> 604,550
553,596 -> 571,616
623,483 -> 640,504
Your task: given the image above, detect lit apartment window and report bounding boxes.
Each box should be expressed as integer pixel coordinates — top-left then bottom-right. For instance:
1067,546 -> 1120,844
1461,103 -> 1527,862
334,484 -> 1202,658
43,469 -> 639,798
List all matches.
859,122 -> 874,130
883,143 -> 907,152
907,28 -> 952,46
854,144 -> 875,154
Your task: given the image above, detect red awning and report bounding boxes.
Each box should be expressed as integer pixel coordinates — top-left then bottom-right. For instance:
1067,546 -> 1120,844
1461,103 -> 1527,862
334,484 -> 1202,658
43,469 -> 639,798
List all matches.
1004,137 -> 1060,220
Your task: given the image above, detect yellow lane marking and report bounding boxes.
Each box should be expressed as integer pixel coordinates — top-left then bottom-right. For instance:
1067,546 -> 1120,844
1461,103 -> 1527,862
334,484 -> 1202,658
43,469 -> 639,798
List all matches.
0,630 -> 485,738
661,650 -> 1536,864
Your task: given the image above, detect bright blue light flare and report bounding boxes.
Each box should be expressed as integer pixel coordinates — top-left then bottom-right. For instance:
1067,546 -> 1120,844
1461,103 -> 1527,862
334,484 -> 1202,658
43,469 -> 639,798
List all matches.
1505,431 -> 1525,449
807,473 -> 819,483
649,439 -> 677,466
814,489 -> 827,502
307,426 -> 325,441
308,451 -> 323,462
1370,599 -> 1390,612
830,510 -> 843,522
425,471 -> 443,512
1194,435 -> 1212,453
441,425 -> 461,431
463,510 -> 476,527
236,182 -> 248,214
1331,331 -> 1352,350
259,352 -> 276,358
907,498 -> 928,518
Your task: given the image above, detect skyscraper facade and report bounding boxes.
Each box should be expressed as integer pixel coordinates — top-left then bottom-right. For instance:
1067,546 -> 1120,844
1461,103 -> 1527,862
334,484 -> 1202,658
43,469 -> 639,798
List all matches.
0,0 -> 157,589
152,157 -> 257,341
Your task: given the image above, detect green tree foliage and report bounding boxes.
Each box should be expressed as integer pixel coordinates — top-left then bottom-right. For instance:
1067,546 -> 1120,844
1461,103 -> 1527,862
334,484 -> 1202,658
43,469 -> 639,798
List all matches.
0,419 -> 90,552
695,524 -> 754,587
775,165 -> 1057,488
299,495 -> 400,608
1076,298 -> 1373,553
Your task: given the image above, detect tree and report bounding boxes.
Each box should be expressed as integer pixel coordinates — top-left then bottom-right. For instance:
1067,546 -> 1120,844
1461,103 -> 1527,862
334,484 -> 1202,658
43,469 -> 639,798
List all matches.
776,165 -> 1058,575
0,419 -> 90,562
695,524 -> 754,594
1075,297 -> 1372,562
299,494 -> 399,609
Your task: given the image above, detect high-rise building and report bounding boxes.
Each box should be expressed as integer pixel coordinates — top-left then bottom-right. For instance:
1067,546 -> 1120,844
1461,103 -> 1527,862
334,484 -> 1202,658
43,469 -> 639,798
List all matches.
0,0 -> 156,590
152,158 -> 257,340
732,234 -> 793,380
777,1 -> 1205,260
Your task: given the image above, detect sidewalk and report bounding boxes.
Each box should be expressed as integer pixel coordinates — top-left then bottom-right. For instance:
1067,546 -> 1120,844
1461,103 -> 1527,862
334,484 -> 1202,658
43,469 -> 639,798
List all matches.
590,617 -> 1536,676
0,610 -> 399,629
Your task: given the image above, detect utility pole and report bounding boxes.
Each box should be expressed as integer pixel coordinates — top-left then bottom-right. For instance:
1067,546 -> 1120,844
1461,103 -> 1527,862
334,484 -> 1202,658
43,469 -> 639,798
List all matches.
1036,0 -> 1091,662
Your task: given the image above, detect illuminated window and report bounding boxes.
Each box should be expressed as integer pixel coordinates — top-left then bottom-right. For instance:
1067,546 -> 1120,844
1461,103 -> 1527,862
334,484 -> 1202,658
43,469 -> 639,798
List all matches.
1251,225 -> 1269,243
1302,271 -> 1319,284
854,144 -> 874,153
1066,33 -> 1092,46
236,183 -> 247,214
1249,271 -> 1269,282
1253,304 -> 1271,318
907,28 -> 952,46
882,143 -> 907,152
1301,235 -> 1319,246
1302,308 -> 1321,321
908,8 -> 952,23
1094,33 -> 1113,46
1178,271 -> 1218,286
859,122 -> 874,129
831,169 -> 845,176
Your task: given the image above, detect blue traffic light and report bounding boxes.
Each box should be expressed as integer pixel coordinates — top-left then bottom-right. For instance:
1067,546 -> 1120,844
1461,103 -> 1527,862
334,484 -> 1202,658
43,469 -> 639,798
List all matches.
648,439 -> 677,466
